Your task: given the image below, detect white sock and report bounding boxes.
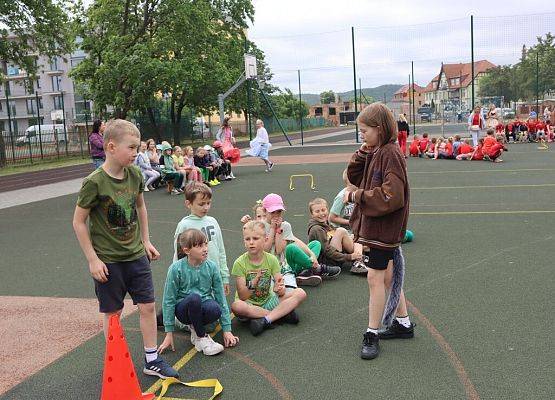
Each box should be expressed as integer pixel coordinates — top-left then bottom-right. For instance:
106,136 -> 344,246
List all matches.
145,347 -> 158,362
396,316 -> 411,328
366,327 -> 378,334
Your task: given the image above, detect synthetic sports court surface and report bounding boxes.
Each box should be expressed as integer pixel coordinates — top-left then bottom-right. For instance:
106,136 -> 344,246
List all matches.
0,135 -> 553,399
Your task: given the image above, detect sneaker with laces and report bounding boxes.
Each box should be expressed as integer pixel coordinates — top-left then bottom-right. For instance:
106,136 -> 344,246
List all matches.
350,259 -> 368,275
143,357 -> 179,379
360,331 -> 380,360
296,270 -> 322,286
229,172 -> 236,179
170,188 -> 181,195
213,179 -> 221,185
268,162 -> 274,171
194,334 -> 224,355
317,264 -> 341,279
378,319 -> 415,339
249,317 -> 271,336
189,325 -> 199,345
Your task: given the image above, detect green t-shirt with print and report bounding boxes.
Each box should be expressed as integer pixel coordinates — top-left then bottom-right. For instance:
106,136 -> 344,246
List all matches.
76,166 -> 146,263
231,252 -> 280,307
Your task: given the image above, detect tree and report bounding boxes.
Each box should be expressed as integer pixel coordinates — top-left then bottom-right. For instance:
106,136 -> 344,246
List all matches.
71,0 -> 258,143
478,65 -> 519,103
0,0 -> 73,81
320,90 -> 336,104
269,88 -> 309,119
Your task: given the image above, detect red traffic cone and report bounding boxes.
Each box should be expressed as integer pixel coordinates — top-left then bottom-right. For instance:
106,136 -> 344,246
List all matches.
100,314 -> 155,400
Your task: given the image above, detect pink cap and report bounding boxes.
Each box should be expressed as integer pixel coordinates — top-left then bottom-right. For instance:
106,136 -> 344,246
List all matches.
213,140 -> 222,148
262,193 -> 285,213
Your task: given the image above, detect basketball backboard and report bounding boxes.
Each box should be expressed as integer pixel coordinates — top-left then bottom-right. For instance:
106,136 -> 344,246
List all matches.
244,53 -> 257,80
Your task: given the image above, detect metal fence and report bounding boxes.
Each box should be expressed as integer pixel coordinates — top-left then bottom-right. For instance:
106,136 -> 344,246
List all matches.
0,127 -> 91,167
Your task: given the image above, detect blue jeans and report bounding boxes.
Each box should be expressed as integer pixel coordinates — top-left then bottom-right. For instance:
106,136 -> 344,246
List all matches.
92,158 -> 104,169
174,294 -> 221,337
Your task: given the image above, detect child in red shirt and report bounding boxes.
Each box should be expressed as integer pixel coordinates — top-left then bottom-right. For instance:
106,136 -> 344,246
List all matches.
419,133 -> 429,154
526,112 -> 538,142
470,138 -> 485,161
438,137 -> 454,159
425,137 -> 437,158
536,116 -> 547,141
482,128 -> 505,162
409,134 -> 421,157
455,139 -> 474,160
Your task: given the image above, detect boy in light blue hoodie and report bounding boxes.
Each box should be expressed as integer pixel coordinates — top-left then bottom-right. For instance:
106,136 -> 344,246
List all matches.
172,181 -> 230,293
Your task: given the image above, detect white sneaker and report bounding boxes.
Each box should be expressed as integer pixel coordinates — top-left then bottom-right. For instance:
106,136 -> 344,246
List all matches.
229,172 -> 236,179
194,335 -> 224,356
144,186 -> 150,192
188,325 -> 199,346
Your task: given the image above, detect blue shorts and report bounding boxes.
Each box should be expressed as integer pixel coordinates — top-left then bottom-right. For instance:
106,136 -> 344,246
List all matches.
258,143 -> 269,160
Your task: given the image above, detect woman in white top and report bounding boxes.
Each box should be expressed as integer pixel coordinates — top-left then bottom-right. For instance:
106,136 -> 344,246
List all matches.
247,119 -> 274,172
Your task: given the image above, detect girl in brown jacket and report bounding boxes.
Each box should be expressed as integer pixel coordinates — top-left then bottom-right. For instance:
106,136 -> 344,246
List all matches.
345,103 -> 413,360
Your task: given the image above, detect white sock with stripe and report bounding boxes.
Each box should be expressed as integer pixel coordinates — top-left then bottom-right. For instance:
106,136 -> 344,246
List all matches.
145,347 -> 158,363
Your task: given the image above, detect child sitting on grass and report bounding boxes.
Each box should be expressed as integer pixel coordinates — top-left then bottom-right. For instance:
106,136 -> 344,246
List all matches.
482,128 -> 507,162
159,229 -> 238,356
425,137 -> 437,158
231,221 -> 307,336
308,198 -> 365,274
470,138 -> 485,160
194,147 -> 219,186
159,144 -> 185,195
408,134 -> 421,157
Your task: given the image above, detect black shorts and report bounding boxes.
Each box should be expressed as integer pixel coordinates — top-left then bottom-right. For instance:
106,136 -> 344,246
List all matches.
362,248 -> 395,270
94,255 -> 155,313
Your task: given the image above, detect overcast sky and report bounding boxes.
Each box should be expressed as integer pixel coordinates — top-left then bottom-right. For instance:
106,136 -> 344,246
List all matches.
248,0 -> 555,93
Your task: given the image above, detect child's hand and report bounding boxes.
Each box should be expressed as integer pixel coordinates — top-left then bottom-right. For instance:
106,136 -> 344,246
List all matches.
271,216 -> 283,229
240,215 -> 252,224
273,276 -> 285,295
253,269 -> 264,286
89,258 -> 109,282
158,332 -> 175,354
223,332 -> 239,347
144,241 -> 160,261
224,284 -> 230,295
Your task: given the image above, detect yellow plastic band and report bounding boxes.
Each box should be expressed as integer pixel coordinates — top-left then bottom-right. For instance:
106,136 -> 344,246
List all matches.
155,377 -> 223,400
289,174 -> 316,191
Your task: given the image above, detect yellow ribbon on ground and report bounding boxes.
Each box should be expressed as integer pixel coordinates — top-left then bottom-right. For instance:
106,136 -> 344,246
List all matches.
154,377 -> 223,400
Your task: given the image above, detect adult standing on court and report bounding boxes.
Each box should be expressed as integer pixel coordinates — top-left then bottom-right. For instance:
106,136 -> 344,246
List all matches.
396,113 -> 409,158
468,106 -> 486,146
89,119 -> 105,169
247,119 -> 274,172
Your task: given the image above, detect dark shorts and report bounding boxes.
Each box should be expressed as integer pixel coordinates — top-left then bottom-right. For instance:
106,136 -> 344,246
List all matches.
94,255 -> 155,313
362,248 -> 395,270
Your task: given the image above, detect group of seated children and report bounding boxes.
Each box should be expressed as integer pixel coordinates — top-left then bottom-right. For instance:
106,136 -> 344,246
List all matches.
502,113 -> 553,143
135,140 -> 235,195
409,130 -> 507,163
158,174 -> 369,354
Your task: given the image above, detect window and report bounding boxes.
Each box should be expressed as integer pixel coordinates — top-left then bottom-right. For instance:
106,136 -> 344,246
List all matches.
70,58 -> 82,68
25,80 -> 35,95
314,107 -> 323,116
8,100 -> 16,116
38,97 -> 43,109
54,95 -> 63,109
0,100 -> 2,111
36,79 -> 41,89
328,107 -> 336,116
0,121 -> 4,133
49,57 -> 59,71
7,65 -> 19,76
11,120 -> 18,133
28,117 -> 43,126
26,99 -> 36,114
51,76 -> 61,91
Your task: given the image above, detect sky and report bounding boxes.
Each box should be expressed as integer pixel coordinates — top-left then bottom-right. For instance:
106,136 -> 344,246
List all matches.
248,0 -> 555,93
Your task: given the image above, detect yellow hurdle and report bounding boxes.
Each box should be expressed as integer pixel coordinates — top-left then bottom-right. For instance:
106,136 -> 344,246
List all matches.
289,174 -> 316,191
538,139 -> 549,150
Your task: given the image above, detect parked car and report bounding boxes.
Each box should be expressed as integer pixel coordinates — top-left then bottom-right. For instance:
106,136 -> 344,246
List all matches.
15,124 -> 66,146
501,108 -> 515,119
418,106 -> 433,122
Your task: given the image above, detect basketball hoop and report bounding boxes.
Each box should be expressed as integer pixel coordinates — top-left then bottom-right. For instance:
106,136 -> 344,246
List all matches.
244,54 -> 257,80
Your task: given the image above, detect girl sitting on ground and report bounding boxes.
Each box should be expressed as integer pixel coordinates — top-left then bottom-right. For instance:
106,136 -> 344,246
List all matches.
425,137 -> 437,158
135,141 -> 161,191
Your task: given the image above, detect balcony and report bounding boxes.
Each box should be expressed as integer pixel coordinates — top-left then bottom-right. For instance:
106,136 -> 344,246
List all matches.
46,69 -> 64,76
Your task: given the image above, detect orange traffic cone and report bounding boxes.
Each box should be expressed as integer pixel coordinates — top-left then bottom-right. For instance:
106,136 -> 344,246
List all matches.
100,314 -> 155,400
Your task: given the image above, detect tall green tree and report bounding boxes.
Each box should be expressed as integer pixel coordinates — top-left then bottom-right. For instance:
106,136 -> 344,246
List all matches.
269,88 -> 309,119
478,65 -> 519,103
0,0 -> 73,81
320,90 -> 336,104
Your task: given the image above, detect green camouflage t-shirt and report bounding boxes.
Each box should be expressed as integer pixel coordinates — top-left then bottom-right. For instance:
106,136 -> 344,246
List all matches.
76,166 -> 146,263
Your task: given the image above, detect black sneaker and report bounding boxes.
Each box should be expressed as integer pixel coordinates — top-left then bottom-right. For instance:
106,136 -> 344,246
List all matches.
143,357 -> 179,379
378,319 -> 415,340
249,317 -> 270,336
296,270 -> 322,286
318,264 -> 341,279
360,331 -> 380,360
281,310 -> 299,325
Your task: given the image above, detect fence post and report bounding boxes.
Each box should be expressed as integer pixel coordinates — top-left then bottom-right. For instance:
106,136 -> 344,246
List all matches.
536,51 -> 539,114
298,69 -> 304,146
27,136 -> 33,164
5,84 -> 16,162
471,15 -> 475,110
35,91 -> 44,159
351,26 -> 359,143
411,61 -> 416,134
408,74 -> 412,125
61,91 -> 69,156
244,39 -> 253,141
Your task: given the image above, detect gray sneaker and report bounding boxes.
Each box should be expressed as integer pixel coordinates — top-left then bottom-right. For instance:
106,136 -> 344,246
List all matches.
296,270 -> 322,286
350,259 -> 368,275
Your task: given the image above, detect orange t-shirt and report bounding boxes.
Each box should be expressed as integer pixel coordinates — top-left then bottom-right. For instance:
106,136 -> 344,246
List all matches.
459,143 -> 473,154
483,136 -> 497,155
409,140 -> 420,155
445,142 -> 453,157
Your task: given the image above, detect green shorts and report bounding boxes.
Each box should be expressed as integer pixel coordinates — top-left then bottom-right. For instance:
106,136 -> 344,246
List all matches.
251,292 -> 279,311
